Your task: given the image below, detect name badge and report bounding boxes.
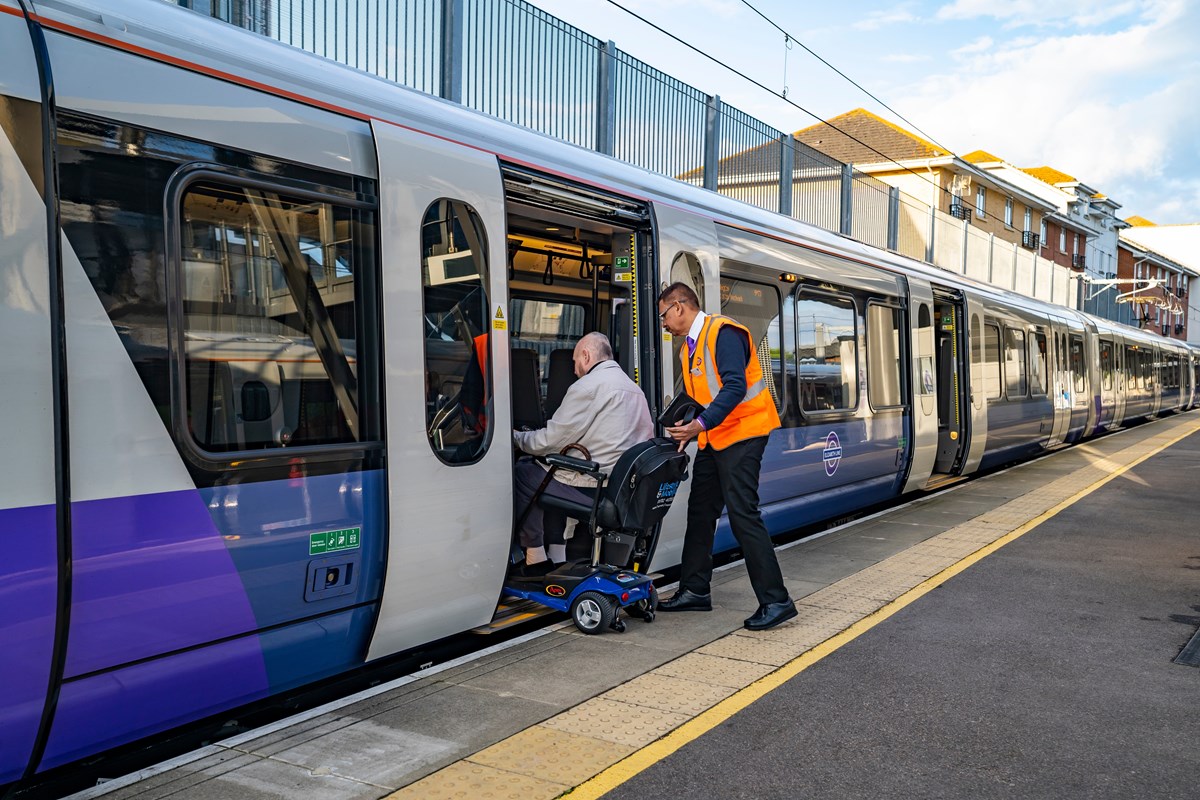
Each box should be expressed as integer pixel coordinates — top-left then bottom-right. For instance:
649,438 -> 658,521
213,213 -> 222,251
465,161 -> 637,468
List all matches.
691,367 -> 703,376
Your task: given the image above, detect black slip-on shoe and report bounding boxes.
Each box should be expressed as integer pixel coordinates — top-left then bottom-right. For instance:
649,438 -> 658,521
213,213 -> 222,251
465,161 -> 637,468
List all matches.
659,588 -> 712,612
510,560 -> 556,580
743,600 -> 798,631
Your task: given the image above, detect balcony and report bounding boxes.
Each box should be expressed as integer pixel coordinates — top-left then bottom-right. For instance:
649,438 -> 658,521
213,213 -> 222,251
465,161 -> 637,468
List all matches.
1071,253 -> 1086,270
949,203 -> 972,222
1021,230 -> 1040,249
1176,323 -> 1186,334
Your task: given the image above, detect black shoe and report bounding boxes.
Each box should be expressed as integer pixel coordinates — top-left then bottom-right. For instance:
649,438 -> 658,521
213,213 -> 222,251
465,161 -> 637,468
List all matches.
511,560 -> 556,580
744,599 -> 797,631
659,588 -> 712,612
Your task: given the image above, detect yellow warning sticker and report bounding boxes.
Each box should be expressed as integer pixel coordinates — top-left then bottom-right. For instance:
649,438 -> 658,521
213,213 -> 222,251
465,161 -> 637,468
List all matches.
493,306 -> 507,330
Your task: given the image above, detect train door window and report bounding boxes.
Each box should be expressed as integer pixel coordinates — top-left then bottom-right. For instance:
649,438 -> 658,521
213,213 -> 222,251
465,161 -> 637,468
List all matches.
720,278 -> 783,410
1070,335 -> 1086,394
983,323 -> 1002,399
867,303 -> 903,409
1004,328 -> 1027,398
176,179 -> 374,453
1099,340 -> 1113,391
1030,331 -> 1047,396
796,290 -> 858,413
420,199 -> 492,465
917,305 -> 933,397
1125,346 -> 1140,390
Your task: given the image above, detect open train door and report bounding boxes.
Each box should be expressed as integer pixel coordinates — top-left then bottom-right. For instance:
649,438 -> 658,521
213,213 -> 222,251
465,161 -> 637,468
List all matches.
367,121 -> 512,658
918,285 -> 971,488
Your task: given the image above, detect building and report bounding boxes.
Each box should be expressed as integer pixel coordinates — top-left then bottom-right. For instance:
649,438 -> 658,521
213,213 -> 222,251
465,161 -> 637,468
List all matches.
1120,219 -> 1200,343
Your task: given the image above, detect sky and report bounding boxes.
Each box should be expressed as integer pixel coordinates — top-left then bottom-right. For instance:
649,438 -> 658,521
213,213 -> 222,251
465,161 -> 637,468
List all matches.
524,0 -> 1200,225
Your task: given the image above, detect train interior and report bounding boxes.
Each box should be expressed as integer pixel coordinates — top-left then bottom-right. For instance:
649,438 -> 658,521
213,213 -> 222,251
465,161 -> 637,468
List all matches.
491,168 -> 656,613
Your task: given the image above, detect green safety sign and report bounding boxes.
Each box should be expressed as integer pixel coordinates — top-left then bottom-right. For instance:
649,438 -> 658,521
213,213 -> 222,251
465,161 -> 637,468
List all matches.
309,527 -> 361,555
615,256 -> 630,269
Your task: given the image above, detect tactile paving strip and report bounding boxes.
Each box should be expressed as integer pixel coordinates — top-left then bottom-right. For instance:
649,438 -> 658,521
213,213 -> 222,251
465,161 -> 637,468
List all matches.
386,761 -> 564,800
696,634 -> 812,666
466,726 -> 632,786
540,697 -> 688,747
601,673 -> 737,716
652,652 -> 776,688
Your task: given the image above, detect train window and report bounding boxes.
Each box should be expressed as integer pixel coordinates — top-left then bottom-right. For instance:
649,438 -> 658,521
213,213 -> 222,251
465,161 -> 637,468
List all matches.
720,279 -> 783,410
1126,346 -> 1140,390
420,199 -> 492,465
1004,328 -> 1027,398
795,291 -> 858,413
1099,340 -> 1113,391
867,303 -> 903,409
177,180 -> 370,452
983,324 -> 1002,399
509,297 -> 586,399
1030,332 -> 1047,396
1070,336 -> 1086,394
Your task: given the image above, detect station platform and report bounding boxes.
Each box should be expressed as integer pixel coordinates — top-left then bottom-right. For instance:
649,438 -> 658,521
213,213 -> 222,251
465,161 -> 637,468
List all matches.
71,413 -> 1200,800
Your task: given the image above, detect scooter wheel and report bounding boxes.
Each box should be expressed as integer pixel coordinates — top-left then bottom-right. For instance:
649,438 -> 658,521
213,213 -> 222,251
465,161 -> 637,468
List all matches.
610,618 -> 626,633
571,591 -> 616,635
634,585 -> 659,622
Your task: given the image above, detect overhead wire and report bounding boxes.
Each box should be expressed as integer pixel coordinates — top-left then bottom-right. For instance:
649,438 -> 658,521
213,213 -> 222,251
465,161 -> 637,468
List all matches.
739,0 -> 956,155
600,0 -> 955,200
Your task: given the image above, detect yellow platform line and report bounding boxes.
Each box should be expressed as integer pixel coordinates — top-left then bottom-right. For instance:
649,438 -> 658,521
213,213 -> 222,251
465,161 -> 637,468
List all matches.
563,418 -> 1200,799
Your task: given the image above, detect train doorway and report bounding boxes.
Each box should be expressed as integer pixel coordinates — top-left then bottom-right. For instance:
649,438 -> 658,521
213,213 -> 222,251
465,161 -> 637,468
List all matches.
483,166 -> 657,632
931,289 -> 969,479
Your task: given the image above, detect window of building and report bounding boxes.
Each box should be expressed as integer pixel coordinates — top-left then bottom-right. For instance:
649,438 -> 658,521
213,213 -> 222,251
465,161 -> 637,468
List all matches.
1004,327 -> 1027,398
1040,219 -> 1047,249
975,186 -> 986,218
1004,197 -> 1013,227
420,198 -> 492,465
177,180 -> 373,453
1024,206 -> 1032,232
1073,233 -> 1079,255
867,303 -> 903,409
983,323 -> 1002,399
795,291 -> 858,412
1059,228 -> 1066,252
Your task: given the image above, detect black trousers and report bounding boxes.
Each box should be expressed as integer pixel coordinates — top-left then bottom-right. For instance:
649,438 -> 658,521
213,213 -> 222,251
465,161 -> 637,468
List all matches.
679,436 -> 789,606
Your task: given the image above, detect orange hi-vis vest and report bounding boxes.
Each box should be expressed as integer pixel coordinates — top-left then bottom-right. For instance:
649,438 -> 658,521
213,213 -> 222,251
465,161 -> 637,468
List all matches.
681,315 -> 780,450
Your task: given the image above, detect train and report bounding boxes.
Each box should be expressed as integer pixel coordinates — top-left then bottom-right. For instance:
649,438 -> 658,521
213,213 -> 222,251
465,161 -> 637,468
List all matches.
2,0 -> 1197,787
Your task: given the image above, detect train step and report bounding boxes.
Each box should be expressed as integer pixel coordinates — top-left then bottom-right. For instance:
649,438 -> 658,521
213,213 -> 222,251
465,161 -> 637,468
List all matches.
923,473 -> 968,491
474,598 -> 559,633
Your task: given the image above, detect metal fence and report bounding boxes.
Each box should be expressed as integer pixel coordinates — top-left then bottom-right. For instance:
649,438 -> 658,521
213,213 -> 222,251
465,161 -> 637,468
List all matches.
170,0 -> 1080,311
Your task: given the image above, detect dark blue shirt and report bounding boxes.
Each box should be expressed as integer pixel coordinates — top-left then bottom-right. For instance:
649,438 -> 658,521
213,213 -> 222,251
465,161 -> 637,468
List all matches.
697,325 -> 750,431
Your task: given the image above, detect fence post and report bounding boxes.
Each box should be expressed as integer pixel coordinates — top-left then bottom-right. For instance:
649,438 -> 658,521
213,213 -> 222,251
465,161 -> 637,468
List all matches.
703,94 -> 721,192
886,186 -> 899,252
778,134 -> 794,217
596,40 -> 617,156
839,163 -> 853,236
440,0 -> 464,104
926,204 -> 936,264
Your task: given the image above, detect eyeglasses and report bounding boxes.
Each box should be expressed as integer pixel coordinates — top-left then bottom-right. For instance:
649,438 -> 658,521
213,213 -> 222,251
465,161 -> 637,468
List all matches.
658,301 -> 680,322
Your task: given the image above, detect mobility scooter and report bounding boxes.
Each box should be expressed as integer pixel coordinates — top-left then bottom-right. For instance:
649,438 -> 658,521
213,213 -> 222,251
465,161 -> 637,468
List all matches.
503,437 -> 690,634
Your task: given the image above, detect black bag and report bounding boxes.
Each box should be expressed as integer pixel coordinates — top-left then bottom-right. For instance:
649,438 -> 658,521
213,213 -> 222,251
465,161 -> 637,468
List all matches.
596,438 -> 690,531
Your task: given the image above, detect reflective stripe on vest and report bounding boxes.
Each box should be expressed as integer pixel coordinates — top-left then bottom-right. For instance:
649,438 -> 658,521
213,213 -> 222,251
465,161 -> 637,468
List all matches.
681,315 -> 779,449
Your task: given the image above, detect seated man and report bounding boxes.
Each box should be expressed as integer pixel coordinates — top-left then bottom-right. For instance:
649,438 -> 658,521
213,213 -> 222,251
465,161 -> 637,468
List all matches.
512,332 -> 653,575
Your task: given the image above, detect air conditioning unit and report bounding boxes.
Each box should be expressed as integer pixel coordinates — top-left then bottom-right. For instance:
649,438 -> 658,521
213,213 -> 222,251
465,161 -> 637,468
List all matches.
949,203 -> 971,222
1021,231 -> 1040,249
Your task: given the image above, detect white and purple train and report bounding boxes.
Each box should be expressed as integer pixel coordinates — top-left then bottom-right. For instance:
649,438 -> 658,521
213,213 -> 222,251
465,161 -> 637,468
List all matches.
2,0 -> 1196,787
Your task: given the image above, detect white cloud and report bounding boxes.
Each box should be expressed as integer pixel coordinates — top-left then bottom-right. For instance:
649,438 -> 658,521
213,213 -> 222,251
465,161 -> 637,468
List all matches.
853,8 -> 919,30
950,36 -> 993,58
896,2 -> 1200,221
935,0 -> 1150,27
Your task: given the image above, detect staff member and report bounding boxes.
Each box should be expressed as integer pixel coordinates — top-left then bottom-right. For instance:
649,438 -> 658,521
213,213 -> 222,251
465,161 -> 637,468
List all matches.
656,283 -> 796,631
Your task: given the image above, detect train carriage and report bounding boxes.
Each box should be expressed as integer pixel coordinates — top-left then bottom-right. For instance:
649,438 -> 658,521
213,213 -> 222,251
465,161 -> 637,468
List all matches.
1,0 -> 1195,787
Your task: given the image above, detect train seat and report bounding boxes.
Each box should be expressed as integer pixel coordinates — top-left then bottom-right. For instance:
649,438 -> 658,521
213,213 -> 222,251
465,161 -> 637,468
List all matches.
511,348 -> 544,429
543,348 -> 577,418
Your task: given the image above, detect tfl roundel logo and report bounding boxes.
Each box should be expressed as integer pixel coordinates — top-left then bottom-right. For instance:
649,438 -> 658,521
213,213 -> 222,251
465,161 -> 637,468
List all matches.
822,432 -> 843,476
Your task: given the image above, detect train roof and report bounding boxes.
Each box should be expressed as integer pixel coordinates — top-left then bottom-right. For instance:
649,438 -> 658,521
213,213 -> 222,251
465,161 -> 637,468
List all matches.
19,0 -> 1191,353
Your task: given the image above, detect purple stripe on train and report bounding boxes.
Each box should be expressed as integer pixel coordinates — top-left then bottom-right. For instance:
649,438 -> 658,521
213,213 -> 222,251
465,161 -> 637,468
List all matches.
0,504 -> 57,783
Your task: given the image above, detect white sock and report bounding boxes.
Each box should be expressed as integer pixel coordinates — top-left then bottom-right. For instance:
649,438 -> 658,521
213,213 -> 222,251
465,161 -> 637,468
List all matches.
563,519 -> 577,540
525,546 -> 548,564
548,544 -> 567,564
